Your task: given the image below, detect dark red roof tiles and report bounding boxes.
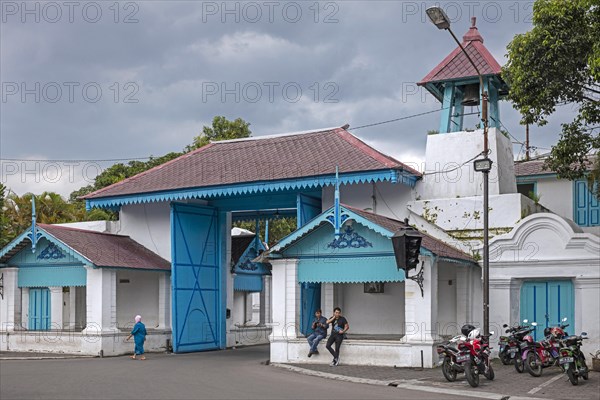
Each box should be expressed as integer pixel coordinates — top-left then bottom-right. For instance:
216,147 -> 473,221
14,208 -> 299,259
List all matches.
419,20 -> 502,85
39,224 -> 171,270
83,127 -> 420,200
344,205 -> 475,263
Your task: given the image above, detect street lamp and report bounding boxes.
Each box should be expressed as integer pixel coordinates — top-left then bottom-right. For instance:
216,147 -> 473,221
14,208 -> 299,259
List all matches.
426,6 -> 491,340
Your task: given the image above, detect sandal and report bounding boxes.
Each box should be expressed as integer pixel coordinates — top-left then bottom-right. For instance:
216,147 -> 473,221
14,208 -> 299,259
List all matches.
130,356 -> 136,359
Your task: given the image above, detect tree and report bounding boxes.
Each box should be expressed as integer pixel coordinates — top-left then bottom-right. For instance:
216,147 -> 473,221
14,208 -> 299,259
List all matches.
186,116 -> 251,151
503,0 -> 600,196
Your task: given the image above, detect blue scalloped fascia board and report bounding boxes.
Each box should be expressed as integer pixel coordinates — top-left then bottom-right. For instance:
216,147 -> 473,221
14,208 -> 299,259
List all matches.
0,225 -> 93,267
270,205 -> 475,265
85,169 -> 418,210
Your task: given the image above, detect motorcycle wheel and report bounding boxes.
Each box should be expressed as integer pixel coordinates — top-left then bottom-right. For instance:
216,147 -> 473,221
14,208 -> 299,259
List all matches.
514,353 -> 525,373
441,357 -> 457,382
566,365 -> 578,386
464,361 -> 480,388
578,355 -> 589,380
499,351 -> 511,365
484,363 -> 495,381
525,352 -> 543,377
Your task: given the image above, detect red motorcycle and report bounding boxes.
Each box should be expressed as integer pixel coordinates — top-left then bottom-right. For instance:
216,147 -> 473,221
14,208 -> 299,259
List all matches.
463,329 -> 495,388
437,334 -> 470,382
523,319 -> 569,377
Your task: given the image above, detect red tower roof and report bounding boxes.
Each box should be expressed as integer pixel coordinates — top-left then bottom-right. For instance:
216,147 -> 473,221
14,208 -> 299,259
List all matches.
418,17 -> 502,85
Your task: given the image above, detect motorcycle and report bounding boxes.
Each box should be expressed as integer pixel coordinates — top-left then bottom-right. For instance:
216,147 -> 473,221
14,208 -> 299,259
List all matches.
559,333 -> 589,385
508,320 -> 536,373
437,334 -> 470,382
523,318 -> 569,377
499,322 -> 532,366
463,329 -> 495,388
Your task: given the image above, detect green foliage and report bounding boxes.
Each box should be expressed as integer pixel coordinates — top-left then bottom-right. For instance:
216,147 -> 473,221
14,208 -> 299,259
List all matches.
427,129 -> 439,135
234,217 -> 297,248
186,116 -> 251,151
503,0 -> 600,195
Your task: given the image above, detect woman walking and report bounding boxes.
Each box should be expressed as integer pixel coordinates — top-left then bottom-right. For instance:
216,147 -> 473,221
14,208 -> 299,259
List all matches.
127,315 -> 147,360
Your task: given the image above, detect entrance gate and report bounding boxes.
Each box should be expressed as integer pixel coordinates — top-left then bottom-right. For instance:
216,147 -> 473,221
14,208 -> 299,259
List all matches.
520,280 -> 574,340
171,203 -> 223,352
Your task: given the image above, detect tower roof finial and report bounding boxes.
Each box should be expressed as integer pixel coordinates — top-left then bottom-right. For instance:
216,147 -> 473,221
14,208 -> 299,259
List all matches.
463,16 -> 483,43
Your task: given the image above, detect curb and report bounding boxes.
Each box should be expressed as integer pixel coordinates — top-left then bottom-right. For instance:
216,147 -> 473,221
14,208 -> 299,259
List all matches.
271,363 -> 545,400
0,355 -> 97,360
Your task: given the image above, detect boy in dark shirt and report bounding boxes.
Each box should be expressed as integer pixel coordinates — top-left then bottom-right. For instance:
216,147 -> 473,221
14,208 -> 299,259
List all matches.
325,307 -> 349,366
307,309 -> 328,357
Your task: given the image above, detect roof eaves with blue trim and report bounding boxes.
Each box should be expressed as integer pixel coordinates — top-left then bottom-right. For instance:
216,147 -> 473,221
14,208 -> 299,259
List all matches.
0,224 -> 171,271
82,126 -> 422,210
269,205 -> 476,265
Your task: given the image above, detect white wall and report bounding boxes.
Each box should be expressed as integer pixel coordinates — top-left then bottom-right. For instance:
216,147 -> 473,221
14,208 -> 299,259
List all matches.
340,282 -> 405,335
420,128 -> 517,199
322,181 -> 414,221
116,270 -> 160,329
534,178 -> 573,221
118,202 -> 172,261
437,264 -> 458,337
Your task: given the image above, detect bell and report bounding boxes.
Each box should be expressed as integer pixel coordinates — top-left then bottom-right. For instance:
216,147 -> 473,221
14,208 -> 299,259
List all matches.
461,84 -> 480,106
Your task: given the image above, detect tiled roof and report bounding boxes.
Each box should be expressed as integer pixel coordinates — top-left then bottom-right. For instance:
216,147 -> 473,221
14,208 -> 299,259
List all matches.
514,159 -> 552,176
231,234 -> 255,265
419,18 -> 502,85
345,205 -> 475,263
83,126 -> 421,200
38,224 -> 171,270
514,155 -> 596,177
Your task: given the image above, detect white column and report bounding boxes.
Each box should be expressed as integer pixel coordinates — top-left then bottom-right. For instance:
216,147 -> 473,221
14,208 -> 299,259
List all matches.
575,277 -> 600,356
321,282 -> 334,317
259,275 -> 272,325
69,286 -> 77,329
49,287 -> 64,330
455,265 -> 473,325
0,268 -> 19,331
489,278 -> 511,335
21,287 -> 30,330
83,266 -> 118,334
270,259 -> 299,340
404,256 -> 438,343
157,273 -> 171,329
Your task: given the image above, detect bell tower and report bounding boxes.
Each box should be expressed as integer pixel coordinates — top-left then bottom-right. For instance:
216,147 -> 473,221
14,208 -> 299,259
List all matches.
418,17 -> 508,134
414,18 -> 516,200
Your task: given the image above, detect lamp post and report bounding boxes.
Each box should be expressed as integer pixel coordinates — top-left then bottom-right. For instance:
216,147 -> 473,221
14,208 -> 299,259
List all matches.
426,6 -> 491,339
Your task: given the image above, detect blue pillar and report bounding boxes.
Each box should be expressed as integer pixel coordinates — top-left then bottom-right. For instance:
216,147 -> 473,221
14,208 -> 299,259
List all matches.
451,88 -> 464,132
439,83 -> 455,133
488,83 -> 500,129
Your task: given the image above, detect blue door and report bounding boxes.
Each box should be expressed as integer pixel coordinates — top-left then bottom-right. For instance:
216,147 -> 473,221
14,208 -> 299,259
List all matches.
520,281 -> 574,340
29,288 -> 50,330
574,179 -> 600,226
300,282 -> 321,335
171,203 -> 222,352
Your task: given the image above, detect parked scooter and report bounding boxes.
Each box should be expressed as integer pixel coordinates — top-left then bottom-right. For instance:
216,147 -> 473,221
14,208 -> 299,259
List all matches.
508,320 -> 536,373
559,333 -> 589,385
463,328 -> 495,388
437,334 -> 470,382
499,322 -> 532,366
524,318 -> 569,377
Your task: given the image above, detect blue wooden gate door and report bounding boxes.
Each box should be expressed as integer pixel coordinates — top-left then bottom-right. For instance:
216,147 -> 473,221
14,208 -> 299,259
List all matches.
520,281 -> 574,340
171,203 -> 222,352
29,288 -> 50,330
300,282 -> 321,335
574,179 -> 600,226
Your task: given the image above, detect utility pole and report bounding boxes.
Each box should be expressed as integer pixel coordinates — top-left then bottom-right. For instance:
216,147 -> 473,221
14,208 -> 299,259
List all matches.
525,124 -> 530,161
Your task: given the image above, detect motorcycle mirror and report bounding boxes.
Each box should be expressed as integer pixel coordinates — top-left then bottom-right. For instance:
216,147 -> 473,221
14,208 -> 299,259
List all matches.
562,317 -> 567,322
581,332 -> 588,336
502,324 -> 508,328
531,322 -> 538,326
489,330 -> 495,336
523,319 -> 528,323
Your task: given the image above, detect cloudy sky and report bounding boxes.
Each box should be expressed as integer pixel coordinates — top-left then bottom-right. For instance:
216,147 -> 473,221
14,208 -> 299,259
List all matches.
1,1 -> 576,197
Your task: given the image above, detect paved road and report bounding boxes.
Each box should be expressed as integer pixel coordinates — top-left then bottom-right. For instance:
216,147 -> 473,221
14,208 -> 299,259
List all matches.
1,345 -> 466,400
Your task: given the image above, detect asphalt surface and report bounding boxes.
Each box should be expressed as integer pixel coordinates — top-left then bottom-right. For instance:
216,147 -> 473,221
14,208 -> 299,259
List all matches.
1,345 -> 467,400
